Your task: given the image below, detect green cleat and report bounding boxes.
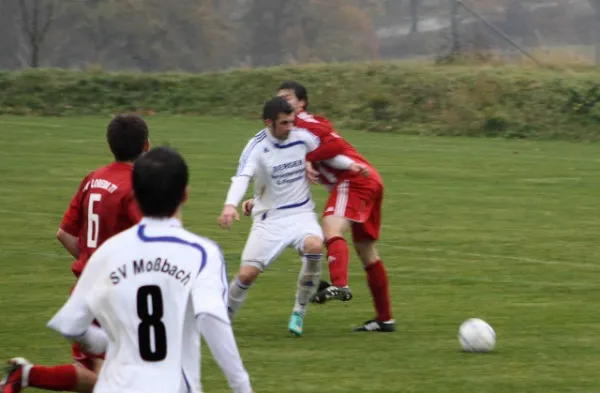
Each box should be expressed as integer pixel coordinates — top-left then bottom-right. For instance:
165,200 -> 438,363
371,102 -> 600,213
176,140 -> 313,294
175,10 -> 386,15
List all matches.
288,311 -> 304,336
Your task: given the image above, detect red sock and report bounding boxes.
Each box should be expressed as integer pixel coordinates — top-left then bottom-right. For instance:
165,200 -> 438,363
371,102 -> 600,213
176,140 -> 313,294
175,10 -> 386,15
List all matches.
365,260 -> 393,322
29,365 -> 78,391
326,237 -> 350,287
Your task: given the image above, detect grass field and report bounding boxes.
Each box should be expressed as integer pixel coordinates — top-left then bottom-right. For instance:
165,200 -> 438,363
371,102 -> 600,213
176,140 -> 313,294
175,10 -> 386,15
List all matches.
1,115 -> 600,393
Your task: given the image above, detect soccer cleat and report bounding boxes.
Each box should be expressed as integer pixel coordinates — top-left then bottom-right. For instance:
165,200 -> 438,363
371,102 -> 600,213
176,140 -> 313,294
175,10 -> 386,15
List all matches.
310,285 -> 353,304
288,311 -> 304,336
353,319 -> 396,333
0,358 -> 31,393
317,280 -> 331,292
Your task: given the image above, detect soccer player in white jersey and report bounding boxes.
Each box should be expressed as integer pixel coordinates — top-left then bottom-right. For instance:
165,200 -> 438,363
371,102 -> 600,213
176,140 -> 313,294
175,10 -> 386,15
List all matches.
217,97 -> 366,336
45,147 -> 254,393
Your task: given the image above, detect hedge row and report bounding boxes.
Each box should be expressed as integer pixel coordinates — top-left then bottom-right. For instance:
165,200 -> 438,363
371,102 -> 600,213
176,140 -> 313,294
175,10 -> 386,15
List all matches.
1,63 -> 600,140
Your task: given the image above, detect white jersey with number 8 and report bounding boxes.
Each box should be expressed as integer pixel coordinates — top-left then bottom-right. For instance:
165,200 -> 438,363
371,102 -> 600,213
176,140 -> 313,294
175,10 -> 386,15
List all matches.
48,217 -> 251,393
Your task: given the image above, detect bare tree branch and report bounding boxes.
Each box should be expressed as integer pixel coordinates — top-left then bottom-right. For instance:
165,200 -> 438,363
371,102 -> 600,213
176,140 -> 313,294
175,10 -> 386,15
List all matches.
18,0 -> 33,40
32,0 -> 39,43
15,24 -> 32,68
39,0 -> 55,42
16,0 -> 57,67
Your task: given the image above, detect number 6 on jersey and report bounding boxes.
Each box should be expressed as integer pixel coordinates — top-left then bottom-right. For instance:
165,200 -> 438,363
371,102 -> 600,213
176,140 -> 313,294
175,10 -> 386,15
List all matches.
87,193 -> 102,248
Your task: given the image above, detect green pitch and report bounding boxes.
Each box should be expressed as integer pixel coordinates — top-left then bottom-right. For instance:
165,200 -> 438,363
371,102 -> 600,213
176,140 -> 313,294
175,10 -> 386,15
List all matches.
1,116 -> 599,392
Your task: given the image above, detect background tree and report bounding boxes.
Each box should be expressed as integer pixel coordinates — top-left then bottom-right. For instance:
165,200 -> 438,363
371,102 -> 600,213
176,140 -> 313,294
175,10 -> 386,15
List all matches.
592,0 -> 600,64
16,0 -> 57,68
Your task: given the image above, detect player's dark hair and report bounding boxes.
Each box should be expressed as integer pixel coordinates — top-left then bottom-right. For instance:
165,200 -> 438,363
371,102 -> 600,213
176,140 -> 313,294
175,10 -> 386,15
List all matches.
262,96 -> 294,123
106,114 -> 149,162
278,81 -> 309,109
133,146 -> 188,218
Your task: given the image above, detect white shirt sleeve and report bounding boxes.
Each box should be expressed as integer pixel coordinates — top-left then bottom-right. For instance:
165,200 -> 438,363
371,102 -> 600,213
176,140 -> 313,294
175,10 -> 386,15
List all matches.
47,242 -> 108,338
191,244 -> 252,393
195,314 -> 252,393
293,128 -> 321,152
323,155 -> 354,169
191,245 -> 230,322
235,137 -> 261,178
74,325 -> 109,355
224,176 -> 251,207
225,137 -> 260,207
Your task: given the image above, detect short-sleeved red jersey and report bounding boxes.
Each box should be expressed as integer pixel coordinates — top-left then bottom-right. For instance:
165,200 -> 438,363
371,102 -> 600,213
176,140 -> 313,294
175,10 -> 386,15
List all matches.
60,162 -> 142,277
297,110 -> 383,187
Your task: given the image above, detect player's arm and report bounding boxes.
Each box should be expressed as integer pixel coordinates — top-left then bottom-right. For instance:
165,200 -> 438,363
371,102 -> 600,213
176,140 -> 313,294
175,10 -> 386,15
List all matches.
299,128 -> 368,175
57,176 -> 89,258
218,138 -> 258,230
196,317 -> 252,393
193,246 -> 253,393
298,128 -> 348,162
241,199 -> 254,216
296,127 -> 367,175
46,244 -> 109,354
305,162 -> 320,185
324,155 -> 370,177
57,229 -> 79,259
302,137 -> 366,174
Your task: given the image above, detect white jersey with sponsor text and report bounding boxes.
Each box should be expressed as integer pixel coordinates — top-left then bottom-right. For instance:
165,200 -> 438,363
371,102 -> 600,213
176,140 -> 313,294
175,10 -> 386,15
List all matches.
235,127 -> 322,220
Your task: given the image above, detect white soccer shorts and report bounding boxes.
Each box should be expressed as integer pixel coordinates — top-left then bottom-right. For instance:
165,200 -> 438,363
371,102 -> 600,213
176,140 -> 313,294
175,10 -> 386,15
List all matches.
241,212 -> 324,271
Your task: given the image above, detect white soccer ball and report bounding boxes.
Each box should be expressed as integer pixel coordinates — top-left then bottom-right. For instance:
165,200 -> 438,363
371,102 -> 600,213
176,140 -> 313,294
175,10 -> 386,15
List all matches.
458,318 -> 496,353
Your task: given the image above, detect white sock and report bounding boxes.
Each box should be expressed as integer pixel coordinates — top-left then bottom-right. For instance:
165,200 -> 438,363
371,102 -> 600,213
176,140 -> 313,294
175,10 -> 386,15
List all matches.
22,363 -> 32,388
227,276 -> 251,320
8,358 -> 32,388
293,254 -> 322,314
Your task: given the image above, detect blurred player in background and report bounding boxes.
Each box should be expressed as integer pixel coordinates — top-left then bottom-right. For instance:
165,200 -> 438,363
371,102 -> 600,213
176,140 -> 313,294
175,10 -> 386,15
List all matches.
1,114 -> 149,393
277,81 -> 395,332
46,146 -> 254,393
218,97 -> 364,336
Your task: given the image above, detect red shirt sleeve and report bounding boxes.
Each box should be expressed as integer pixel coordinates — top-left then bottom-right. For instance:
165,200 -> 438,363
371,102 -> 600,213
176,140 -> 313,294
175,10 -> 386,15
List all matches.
59,176 -> 89,236
306,133 -> 347,162
297,113 -> 349,162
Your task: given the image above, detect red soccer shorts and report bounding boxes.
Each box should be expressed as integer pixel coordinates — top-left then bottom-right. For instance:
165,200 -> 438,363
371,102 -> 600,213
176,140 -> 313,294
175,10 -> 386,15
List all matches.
70,282 -> 105,371
322,178 -> 383,242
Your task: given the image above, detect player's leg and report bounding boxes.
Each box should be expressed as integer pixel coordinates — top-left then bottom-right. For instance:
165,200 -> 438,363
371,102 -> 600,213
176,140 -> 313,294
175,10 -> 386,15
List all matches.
227,264 -> 261,320
311,180 -> 358,304
288,216 -> 324,336
227,221 -> 287,320
351,238 -> 394,332
323,215 -> 351,287
0,357 -> 97,393
0,281 -> 104,393
350,188 -> 395,333
0,321 -> 104,393
310,215 -> 353,303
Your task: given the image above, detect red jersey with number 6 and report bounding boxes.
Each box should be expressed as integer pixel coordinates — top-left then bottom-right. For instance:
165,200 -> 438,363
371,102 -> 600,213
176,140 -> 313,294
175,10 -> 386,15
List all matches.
60,162 -> 142,278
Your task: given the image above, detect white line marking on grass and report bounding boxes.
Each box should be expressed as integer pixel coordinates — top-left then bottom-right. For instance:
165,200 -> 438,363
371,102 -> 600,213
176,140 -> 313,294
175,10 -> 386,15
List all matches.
0,209 -> 59,217
0,250 -> 62,259
385,271 -> 597,289
391,245 -> 600,270
0,120 -> 95,130
519,177 -> 582,183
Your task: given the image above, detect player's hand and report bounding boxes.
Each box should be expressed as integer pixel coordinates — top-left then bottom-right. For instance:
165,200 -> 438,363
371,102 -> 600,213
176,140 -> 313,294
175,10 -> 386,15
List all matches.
242,199 -> 254,216
218,204 -> 239,230
306,162 -> 319,184
350,163 -> 370,177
